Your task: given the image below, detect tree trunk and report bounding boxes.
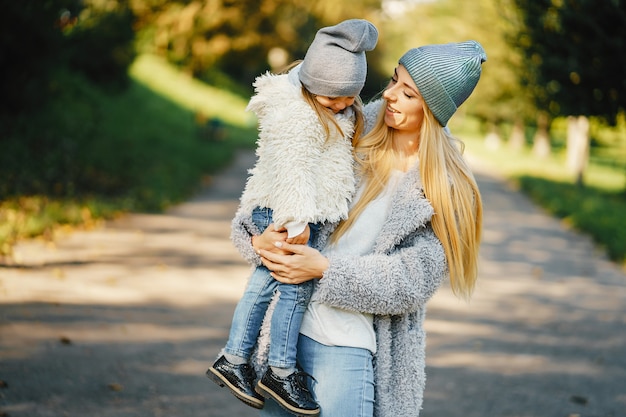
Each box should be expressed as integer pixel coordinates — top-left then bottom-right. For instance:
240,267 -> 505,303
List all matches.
532,112 -> 551,158
484,122 -> 501,150
509,117 -> 525,151
566,115 -> 590,187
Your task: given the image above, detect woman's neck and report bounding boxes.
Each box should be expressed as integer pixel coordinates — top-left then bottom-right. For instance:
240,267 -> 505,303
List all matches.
393,130 -> 420,171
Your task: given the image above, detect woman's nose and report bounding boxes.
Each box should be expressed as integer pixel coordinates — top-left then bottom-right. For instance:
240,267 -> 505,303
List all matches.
382,88 -> 394,101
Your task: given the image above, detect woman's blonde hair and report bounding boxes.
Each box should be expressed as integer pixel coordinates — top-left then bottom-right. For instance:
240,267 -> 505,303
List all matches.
331,100 -> 482,299
278,60 -> 365,144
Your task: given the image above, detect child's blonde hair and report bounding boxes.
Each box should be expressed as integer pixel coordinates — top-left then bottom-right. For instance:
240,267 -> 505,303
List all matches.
331,100 -> 482,299
279,60 -> 364,145
301,87 -> 364,146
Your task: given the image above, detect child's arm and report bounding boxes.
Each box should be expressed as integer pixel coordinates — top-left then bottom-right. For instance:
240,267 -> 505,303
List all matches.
286,224 -> 310,245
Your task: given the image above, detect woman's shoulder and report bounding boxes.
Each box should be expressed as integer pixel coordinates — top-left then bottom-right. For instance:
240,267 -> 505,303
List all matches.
363,99 -> 384,134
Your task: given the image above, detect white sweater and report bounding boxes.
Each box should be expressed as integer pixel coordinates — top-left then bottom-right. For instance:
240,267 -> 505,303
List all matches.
300,169 -> 407,353
238,67 -> 356,235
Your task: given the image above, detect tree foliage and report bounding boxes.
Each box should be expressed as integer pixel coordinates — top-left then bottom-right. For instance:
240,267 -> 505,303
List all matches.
0,0 -> 74,115
65,1 -> 137,88
512,0 -> 626,125
128,0 -> 387,97
1,0 -> 137,197
0,0 -> 136,118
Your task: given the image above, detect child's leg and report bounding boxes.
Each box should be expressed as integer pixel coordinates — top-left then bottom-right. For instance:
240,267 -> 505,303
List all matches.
208,265 -> 275,410
267,280 -> 313,370
255,281 -> 319,415
224,265 -> 277,361
307,222 -> 320,246
264,222 -> 316,370
207,207 -> 276,410
224,205 -> 275,361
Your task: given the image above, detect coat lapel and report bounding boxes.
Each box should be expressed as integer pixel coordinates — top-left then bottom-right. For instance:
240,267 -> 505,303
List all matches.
373,166 -> 435,253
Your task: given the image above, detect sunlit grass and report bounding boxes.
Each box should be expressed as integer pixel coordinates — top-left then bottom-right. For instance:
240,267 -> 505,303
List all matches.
451,117 -> 626,265
453,119 -> 625,192
1,55 -> 256,259
129,54 -> 255,127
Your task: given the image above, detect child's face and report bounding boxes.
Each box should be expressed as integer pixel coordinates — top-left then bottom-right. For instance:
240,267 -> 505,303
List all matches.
314,96 -> 356,114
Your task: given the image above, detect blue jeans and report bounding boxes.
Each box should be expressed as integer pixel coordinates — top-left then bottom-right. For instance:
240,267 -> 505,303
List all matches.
225,207 -> 316,368
260,334 -> 375,417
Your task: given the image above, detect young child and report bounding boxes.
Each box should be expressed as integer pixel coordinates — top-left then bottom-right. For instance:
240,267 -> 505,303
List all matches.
207,19 -> 378,416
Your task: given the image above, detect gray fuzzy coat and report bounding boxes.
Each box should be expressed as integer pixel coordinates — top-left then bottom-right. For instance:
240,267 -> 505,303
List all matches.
230,101 -> 448,417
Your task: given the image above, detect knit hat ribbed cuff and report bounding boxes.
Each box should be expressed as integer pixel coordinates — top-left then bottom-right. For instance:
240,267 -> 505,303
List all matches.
399,41 -> 487,126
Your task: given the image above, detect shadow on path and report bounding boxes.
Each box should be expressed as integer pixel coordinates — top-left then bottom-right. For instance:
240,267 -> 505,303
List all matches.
421,170 -> 626,417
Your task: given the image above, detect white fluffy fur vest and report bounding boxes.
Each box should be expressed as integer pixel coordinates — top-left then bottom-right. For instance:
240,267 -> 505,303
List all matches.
238,71 -> 356,229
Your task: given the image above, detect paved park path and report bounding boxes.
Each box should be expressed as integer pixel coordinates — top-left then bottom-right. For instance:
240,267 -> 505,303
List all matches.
1,150 -> 625,417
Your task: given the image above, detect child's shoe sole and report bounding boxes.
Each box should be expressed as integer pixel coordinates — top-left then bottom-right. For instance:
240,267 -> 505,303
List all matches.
207,367 -> 264,409
256,379 -> 320,416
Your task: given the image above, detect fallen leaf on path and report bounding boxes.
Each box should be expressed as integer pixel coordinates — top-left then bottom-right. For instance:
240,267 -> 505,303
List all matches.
108,383 -> 123,392
569,395 -> 588,405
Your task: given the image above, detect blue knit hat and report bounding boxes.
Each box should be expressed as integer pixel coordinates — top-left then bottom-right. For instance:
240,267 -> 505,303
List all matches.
299,19 -> 378,97
399,41 -> 487,126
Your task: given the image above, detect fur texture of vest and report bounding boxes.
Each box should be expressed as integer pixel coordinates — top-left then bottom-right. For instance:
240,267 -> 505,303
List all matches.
238,71 -> 356,229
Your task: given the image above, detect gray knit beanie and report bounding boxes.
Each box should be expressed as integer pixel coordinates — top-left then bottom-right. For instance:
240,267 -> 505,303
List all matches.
399,40 -> 487,126
299,19 -> 378,97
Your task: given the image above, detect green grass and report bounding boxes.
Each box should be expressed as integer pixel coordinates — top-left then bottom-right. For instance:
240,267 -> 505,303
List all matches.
0,55 -> 256,258
516,176 -> 626,263
450,117 -> 626,265
130,54 -> 255,127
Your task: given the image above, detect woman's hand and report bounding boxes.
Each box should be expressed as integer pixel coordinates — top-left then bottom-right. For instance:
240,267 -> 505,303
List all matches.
251,224 -> 290,255
259,242 -> 330,285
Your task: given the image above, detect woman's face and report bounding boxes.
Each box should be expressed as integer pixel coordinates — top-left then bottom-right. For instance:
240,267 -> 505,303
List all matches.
382,65 -> 424,135
314,95 -> 356,114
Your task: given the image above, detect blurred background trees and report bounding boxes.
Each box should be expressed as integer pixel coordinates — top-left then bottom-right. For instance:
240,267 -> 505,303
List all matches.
1,0 -> 136,200
0,0 -> 626,259
130,0 -> 388,98
1,0 -> 626,258
510,0 -> 626,185
4,0 -> 625,139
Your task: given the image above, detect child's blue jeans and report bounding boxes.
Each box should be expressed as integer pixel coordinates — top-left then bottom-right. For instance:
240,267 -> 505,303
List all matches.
224,207 -> 317,369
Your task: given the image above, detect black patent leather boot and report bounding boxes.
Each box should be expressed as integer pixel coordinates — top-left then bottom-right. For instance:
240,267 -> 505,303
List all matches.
255,367 -> 320,416
207,355 -> 265,409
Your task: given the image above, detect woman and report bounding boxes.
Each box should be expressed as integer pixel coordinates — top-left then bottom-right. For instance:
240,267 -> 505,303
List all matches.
230,40 -> 487,417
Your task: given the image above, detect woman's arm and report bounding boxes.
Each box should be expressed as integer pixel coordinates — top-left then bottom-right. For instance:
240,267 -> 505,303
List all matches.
232,205 -> 335,267
317,228 -> 447,315
261,226 -> 447,316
